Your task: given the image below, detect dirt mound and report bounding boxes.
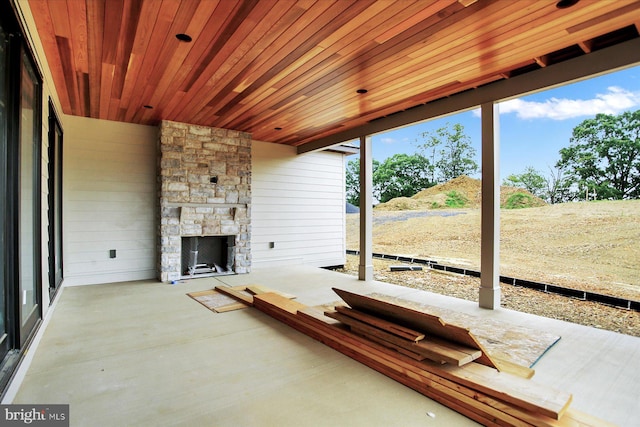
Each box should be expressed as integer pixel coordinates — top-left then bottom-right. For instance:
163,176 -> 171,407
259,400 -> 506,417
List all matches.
377,175 -> 546,210
501,186 -> 547,208
375,197 -> 421,211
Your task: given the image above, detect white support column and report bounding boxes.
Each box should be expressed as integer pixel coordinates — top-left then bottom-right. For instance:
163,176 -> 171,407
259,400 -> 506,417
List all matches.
358,135 -> 374,281
479,102 -> 501,309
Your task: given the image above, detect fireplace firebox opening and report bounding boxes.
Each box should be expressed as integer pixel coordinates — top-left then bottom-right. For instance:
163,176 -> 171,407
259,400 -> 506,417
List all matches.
181,236 -> 236,278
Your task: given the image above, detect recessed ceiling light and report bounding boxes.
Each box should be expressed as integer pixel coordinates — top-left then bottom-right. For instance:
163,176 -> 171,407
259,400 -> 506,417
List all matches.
143,105 -> 153,109
175,33 -> 193,42
274,127 -> 282,131
556,0 -> 579,9
356,89 -> 368,94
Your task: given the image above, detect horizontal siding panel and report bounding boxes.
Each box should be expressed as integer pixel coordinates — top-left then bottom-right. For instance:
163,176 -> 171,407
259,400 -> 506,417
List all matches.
253,248 -> 342,260
65,262 -> 155,276
252,140 -> 346,268
66,230 -> 153,243
66,248 -> 154,264
66,160 -> 155,178
66,142 -> 153,158
67,239 -> 154,252
253,204 -> 342,214
253,173 -> 342,187
253,239 -> 344,252
250,211 -> 342,221
64,221 -> 154,233
252,189 -> 340,200
253,233 -> 343,243
251,197 -> 343,208
64,117 -> 157,284
67,191 -> 154,203
252,180 -> 342,193
254,161 -> 342,176
253,218 -> 343,228
67,180 -> 153,193
66,200 -> 155,214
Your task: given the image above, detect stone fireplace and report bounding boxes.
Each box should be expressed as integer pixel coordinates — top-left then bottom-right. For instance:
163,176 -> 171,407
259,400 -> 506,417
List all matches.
157,120 -> 251,282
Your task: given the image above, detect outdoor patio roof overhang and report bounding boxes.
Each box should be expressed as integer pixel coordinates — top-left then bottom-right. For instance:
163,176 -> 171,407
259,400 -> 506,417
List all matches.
25,0 -> 640,151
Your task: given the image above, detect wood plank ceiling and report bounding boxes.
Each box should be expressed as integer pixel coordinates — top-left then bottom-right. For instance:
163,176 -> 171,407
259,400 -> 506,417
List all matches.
27,0 -> 640,148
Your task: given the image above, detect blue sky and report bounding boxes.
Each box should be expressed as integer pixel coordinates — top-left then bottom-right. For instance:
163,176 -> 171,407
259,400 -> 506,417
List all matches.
358,64 -> 640,180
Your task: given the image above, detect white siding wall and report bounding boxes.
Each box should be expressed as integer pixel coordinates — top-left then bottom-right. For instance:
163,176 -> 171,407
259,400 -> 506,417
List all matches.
252,141 -> 346,268
63,116 -> 157,285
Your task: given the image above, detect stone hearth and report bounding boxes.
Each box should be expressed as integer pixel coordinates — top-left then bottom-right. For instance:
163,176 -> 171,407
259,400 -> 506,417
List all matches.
157,120 -> 251,282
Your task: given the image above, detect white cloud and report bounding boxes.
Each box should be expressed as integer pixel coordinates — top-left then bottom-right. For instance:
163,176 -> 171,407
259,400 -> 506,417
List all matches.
473,87 -> 640,120
380,137 -> 397,144
379,136 -> 413,144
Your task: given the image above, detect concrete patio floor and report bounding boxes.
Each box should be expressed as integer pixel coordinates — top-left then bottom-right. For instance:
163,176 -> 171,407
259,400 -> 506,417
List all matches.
4,265 -> 639,426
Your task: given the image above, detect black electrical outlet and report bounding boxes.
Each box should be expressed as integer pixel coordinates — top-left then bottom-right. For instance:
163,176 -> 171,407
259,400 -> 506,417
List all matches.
109,249 -> 116,259
210,176 -> 218,184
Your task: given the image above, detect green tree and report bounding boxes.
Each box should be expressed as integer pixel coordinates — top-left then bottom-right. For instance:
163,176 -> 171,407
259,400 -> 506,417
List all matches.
503,165 -> 574,204
545,165 -> 573,204
418,123 -> 478,183
345,158 -> 380,206
373,153 -> 433,203
503,166 -> 547,199
557,110 -> 640,200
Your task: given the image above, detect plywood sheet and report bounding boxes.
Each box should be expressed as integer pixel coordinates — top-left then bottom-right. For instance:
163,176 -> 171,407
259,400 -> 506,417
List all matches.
187,289 -> 247,313
369,293 -> 561,368
332,288 -> 498,369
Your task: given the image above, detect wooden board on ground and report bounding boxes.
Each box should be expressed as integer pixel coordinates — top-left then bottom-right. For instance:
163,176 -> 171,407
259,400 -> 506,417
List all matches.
251,292 -> 581,425
214,286 -> 254,305
245,285 -> 297,300
325,310 -> 481,366
332,288 -> 498,369
369,292 -> 560,369
334,306 -> 425,341
187,289 -> 248,313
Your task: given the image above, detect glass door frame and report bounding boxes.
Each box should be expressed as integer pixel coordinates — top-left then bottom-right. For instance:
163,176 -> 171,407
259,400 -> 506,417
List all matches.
47,100 -> 63,301
16,43 -> 42,347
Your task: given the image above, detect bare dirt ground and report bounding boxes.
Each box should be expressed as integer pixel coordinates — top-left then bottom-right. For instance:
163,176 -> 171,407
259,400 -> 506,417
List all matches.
343,199 -> 640,337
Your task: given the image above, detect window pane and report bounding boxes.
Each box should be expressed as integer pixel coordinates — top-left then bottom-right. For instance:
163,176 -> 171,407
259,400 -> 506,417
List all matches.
0,23 -> 7,337
19,51 -> 38,326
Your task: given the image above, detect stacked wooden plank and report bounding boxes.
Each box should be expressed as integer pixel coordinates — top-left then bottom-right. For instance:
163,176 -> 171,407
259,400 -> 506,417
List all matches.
241,288 -> 614,427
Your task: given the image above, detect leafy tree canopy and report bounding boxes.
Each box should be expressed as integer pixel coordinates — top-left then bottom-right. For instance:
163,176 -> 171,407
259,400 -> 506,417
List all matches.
418,123 -> 479,183
503,166 -> 547,199
345,158 -> 380,206
558,109 -> 640,200
373,153 -> 433,203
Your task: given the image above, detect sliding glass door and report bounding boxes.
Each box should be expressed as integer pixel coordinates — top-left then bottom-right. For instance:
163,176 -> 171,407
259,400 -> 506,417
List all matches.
48,102 -> 63,299
0,20 -> 9,364
0,2 -> 43,388
18,50 -> 41,342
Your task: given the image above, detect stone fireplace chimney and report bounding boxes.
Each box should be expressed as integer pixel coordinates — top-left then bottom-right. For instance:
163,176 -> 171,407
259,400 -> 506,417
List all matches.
157,120 -> 251,282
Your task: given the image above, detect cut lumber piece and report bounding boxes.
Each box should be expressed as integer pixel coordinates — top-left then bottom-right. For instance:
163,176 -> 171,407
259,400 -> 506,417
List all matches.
326,310 -> 481,366
253,293 -> 574,424
349,324 -> 428,361
214,286 -> 253,305
493,357 -> 535,380
332,287 -> 498,369
245,285 -> 297,300
334,305 -> 426,341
